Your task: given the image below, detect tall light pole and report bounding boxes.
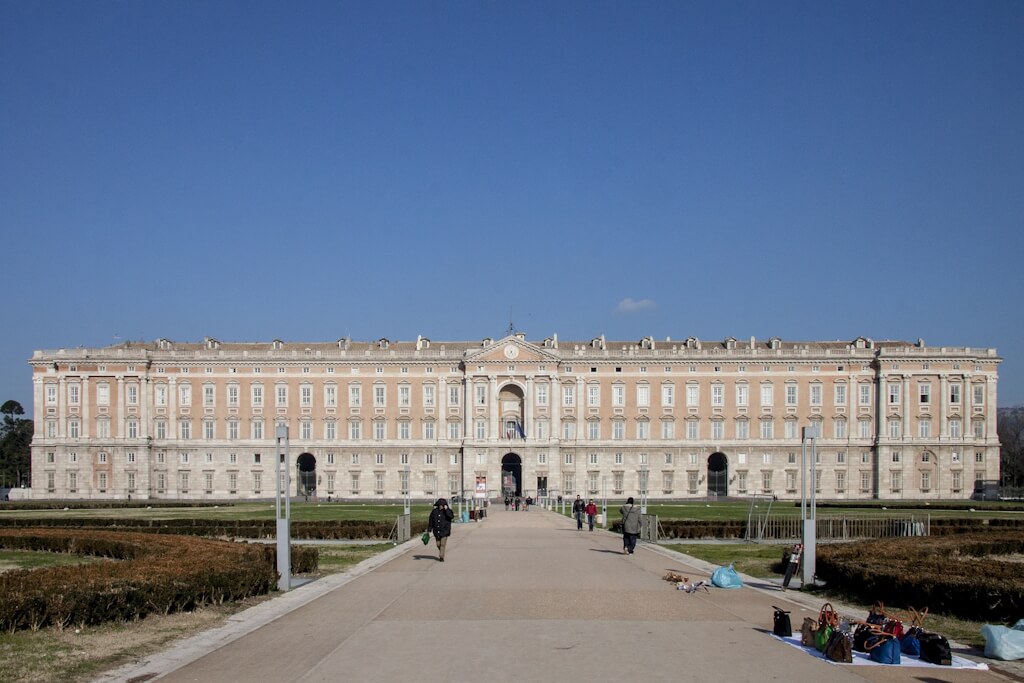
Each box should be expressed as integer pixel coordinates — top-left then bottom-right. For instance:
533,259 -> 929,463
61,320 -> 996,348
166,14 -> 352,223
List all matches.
801,424 -> 818,587
403,465 -> 410,515
275,424 -> 291,592
639,465 -> 649,514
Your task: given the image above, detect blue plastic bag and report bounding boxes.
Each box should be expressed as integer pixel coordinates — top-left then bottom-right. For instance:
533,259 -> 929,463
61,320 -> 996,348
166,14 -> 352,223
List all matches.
981,620 -> 1024,661
710,563 -> 743,589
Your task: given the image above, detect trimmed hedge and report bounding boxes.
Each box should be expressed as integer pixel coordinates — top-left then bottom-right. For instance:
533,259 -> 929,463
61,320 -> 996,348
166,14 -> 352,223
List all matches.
0,529 -> 317,632
0,501 -> 231,512
0,517 -> 426,539
815,532 -> 1024,622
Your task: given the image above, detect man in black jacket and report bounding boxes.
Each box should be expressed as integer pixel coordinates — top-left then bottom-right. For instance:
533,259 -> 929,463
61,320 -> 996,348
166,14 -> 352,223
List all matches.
428,498 -> 455,562
572,495 -> 585,530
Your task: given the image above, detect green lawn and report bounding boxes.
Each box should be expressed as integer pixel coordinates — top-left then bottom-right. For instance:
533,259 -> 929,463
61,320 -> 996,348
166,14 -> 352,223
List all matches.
663,542 -> 786,578
0,502 -> 437,522
0,549 -> 104,572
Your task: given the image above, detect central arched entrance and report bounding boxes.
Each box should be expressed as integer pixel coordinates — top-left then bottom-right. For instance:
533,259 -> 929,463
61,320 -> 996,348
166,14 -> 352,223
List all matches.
501,453 -> 522,498
707,452 -> 728,498
296,452 -> 317,497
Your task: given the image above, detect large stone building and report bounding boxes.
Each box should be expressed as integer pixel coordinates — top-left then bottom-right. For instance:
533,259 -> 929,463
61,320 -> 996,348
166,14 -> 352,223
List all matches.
29,334 -> 1001,502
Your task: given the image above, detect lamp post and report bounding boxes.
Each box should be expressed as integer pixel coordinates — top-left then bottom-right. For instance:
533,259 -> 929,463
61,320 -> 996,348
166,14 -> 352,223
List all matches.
403,465 -> 410,516
801,424 -> 818,587
275,424 -> 291,592
601,476 -> 608,529
639,465 -> 649,514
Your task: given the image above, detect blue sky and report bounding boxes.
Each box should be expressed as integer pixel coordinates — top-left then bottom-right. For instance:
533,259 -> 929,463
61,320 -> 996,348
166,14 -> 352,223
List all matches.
2,0 -> 1022,414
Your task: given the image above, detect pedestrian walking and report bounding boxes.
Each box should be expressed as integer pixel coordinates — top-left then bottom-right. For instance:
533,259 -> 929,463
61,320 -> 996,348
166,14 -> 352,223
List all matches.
427,498 -> 455,562
572,495 -> 585,530
781,543 -> 802,590
585,499 -> 597,531
619,497 -> 641,554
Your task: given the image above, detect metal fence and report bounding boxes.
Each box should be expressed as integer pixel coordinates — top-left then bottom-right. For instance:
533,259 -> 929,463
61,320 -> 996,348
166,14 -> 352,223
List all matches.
640,514 -> 659,542
748,514 -> 929,542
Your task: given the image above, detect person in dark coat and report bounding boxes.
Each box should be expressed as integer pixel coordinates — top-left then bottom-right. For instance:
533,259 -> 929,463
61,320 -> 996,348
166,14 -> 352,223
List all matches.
427,498 -> 455,562
619,497 -> 641,555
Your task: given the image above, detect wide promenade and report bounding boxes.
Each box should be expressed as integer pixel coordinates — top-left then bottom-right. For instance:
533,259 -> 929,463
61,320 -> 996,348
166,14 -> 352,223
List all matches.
101,506 -> 1005,683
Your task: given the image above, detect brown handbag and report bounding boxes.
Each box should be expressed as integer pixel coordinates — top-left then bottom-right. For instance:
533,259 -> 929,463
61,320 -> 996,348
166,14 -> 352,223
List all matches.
818,602 -> 841,630
801,617 -> 819,647
824,630 -> 853,663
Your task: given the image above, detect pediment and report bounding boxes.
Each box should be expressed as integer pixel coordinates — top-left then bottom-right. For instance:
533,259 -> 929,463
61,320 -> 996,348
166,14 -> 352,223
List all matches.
464,336 -> 560,364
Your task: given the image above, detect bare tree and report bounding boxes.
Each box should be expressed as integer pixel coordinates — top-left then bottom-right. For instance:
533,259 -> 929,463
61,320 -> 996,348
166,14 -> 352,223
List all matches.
998,406 -> 1024,490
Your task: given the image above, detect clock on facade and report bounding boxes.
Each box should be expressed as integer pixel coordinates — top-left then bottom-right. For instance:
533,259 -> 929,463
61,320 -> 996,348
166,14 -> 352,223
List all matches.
504,344 -> 519,359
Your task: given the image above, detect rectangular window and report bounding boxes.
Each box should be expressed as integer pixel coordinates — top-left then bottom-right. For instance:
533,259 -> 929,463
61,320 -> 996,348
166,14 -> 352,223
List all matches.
712,421 -> 724,440
127,420 -> 138,439
612,384 -> 625,407
736,420 -> 749,440
375,472 -> 385,494
476,385 -> 488,406
301,422 -> 311,440
536,384 -> 548,406
612,422 -> 624,440
252,385 -> 263,407
919,384 -> 931,404
661,384 -> 674,407
374,421 -> 385,440
686,421 -> 699,440
950,384 -> 961,404
760,385 -> 773,407
589,384 -> 601,407
155,384 -> 167,406
859,384 -> 871,406
785,421 -> 797,439
762,452 -> 772,465
96,420 -> 110,438
179,384 -> 192,406
859,420 -> 872,439
205,421 -> 215,440
686,384 -> 699,407
973,385 -> 985,406
156,421 -> 166,439
834,419 -> 847,440
95,383 -> 110,406
204,385 -> 215,407
276,385 -> 287,407
760,420 -> 774,439
637,385 -> 650,407
69,384 -> 80,405
562,385 -> 575,407
736,385 -> 748,407
324,385 -> 336,407
449,385 -> 461,406
810,384 -> 822,406
423,385 -> 435,407
448,422 -> 460,440
952,470 -> 962,493
891,471 -> 902,493
326,421 -> 336,440
761,471 -> 773,493
888,383 -> 901,405
349,385 -> 362,407
785,385 -> 797,406
637,421 -> 649,440
301,385 -> 312,407
835,470 -> 846,493
712,385 -> 724,406
888,419 -> 900,439
918,418 -> 931,439
589,452 -> 599,466
476,420 -> 487,440
349,421 -> 362,440
179,421 -> 191,439
950,418 -> 962,438
424,422 -> 435,440
861,471 -> 871,493
399,386 -> 411,407
252,421 -> 264,440
564,452 -> 573,465
588,421 -> 600,440
661,421 -> 675,440
834,384 -> 847,406
46,384 -> 57,405
892,450 -> 901,463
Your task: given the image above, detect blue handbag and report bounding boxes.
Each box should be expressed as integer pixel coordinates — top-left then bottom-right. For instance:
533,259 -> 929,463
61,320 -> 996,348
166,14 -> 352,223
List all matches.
867,633 -> 902,665
901,627 -> 922,656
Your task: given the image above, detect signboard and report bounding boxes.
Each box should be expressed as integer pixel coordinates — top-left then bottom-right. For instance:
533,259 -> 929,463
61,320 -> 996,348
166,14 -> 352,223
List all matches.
475,476 -> 487,499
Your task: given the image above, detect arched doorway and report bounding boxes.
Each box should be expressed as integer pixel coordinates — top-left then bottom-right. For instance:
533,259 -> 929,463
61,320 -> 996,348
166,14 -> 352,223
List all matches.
296,453 -> 316,497
707,452 -> 728,498
501,453 -> 522,498
499,383 -> 525,439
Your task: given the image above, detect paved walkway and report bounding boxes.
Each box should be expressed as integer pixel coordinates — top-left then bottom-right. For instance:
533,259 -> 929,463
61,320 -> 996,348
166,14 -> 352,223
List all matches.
100,507 -> 1011,683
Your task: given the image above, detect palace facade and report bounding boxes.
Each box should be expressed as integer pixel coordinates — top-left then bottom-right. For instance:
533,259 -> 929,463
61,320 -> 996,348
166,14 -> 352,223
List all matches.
29,334 -> 1001,502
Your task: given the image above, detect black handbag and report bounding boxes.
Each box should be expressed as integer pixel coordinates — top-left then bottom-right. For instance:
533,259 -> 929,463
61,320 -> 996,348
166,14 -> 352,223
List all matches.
772,606 -> 792,637
918,632 -> 952,665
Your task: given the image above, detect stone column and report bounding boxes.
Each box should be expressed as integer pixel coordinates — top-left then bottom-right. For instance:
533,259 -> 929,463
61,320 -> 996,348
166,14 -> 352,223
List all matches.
81,377 -> 91,439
